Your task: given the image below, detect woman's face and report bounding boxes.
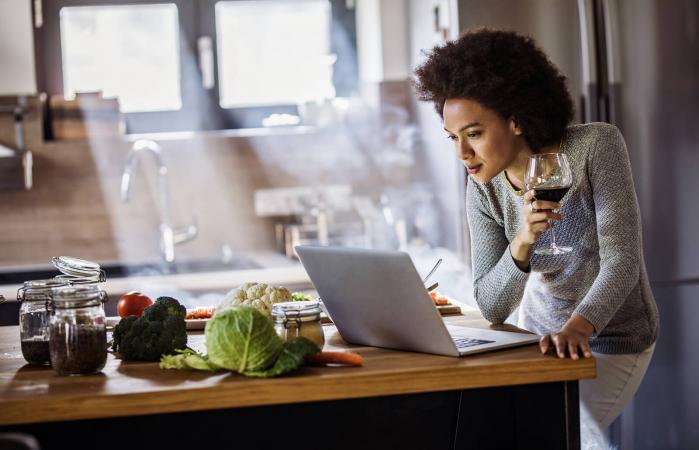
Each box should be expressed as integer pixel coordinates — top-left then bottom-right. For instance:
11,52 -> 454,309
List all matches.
442,98 -> 525,184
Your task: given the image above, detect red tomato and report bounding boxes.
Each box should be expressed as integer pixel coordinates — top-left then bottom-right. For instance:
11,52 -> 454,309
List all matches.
117,291 -> 153,318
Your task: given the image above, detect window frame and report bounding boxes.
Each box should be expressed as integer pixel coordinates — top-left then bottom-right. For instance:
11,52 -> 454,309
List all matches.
33,0 -> 358,134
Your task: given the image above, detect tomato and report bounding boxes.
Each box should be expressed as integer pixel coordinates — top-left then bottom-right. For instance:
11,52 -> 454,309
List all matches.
117,291 -> 153,318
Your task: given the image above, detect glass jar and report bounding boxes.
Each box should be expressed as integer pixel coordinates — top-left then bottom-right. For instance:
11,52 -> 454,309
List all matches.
17,279 -> 70,365
272,300 -> 325,349
52,256 -> 106,285
49,285 -> 108,376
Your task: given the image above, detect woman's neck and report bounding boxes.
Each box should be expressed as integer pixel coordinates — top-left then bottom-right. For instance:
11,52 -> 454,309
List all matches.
505,143 -> 559,190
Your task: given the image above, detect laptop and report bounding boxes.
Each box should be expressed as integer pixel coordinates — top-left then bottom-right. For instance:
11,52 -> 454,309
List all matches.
295,245 -> 540,357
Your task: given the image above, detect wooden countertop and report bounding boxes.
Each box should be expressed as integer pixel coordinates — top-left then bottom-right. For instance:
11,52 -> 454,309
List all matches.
0,312 -> 595,426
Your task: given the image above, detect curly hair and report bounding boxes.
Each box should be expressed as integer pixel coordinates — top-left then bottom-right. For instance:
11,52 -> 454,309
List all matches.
413,29 -> 574,151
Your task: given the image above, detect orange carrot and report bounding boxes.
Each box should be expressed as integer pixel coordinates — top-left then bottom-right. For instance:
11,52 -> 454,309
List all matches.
306,351 -> 364,367
434,297 -> 449,306
186,306 -> 215,319
429,291 -> 450,306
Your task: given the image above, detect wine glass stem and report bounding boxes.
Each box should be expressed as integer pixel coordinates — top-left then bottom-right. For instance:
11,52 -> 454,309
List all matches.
549,220 -> 558,248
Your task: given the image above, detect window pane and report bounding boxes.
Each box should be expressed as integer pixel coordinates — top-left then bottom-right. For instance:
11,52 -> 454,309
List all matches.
60,4 -> 181,112
216,0 -> 334,108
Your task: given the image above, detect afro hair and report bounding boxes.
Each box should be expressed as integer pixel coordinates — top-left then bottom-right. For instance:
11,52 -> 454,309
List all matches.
414,28 -> 574,151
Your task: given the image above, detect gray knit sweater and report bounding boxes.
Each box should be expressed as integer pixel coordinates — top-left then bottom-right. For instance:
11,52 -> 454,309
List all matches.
466,122 -> 658,354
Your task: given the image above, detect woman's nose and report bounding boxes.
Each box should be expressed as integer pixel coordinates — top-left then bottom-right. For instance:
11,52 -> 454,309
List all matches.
458,141 -> 475,160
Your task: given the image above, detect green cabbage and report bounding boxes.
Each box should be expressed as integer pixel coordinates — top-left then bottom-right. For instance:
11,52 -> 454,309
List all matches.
206,307 -> 283,372
160,306 -> 320,377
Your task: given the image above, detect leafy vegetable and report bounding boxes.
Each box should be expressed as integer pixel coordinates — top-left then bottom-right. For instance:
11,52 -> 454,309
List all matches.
143,296 -> 187,321
160,349 -> 219,371
217,282 -> 291,318
291,292 -> 313,302
244,337 -> 319,378
160,306 -> 320,377
206,307 -> 283,372
112,297 -> 187,361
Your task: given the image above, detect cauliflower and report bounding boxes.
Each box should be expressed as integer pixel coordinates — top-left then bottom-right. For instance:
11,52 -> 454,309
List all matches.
216,282 -> 291,318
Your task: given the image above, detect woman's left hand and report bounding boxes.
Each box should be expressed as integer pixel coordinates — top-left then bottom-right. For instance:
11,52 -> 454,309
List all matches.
540,313 -> 595,360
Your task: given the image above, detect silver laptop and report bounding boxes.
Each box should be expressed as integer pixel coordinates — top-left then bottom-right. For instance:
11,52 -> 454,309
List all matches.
295,245 -> 540,357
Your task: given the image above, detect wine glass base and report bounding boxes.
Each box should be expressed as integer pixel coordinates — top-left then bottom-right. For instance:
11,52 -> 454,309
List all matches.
535,245 -> 573,256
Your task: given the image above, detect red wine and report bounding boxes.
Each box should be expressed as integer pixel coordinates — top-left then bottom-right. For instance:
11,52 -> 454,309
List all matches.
534,186 -> 570,203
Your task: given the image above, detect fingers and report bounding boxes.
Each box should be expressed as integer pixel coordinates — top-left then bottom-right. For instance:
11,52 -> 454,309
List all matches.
568,341 -> 579,360
531,200 -> 561,211
524,191 -> 560,211
539,335 -> 550,354
519,190 -> 562,246
529,211 -> 562,222
541,334 -> 593,360
524,190 -> 537,205
580,340 -> 592,358
530,222 -> 551,234
552,335 -> 566,358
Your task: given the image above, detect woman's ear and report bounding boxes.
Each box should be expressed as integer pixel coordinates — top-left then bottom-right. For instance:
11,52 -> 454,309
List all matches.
509,117 -> 523,136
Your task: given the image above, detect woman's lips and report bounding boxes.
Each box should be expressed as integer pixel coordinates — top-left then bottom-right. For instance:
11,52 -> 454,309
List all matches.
466,164 -> 482,174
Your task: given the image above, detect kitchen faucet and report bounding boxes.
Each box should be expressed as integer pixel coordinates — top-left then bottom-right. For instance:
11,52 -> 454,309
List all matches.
120,139 -> 197,263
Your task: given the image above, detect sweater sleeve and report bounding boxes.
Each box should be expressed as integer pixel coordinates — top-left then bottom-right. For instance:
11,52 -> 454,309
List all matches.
466,179 -> 529,324
574,124 -> 642,334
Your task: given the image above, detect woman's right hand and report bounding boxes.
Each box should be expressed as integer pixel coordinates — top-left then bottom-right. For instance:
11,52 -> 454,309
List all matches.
509,190 -> 562,269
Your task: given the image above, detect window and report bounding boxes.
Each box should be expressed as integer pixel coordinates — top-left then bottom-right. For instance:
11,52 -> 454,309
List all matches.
60,3 -> 182,112
35,0 -> 358,134
216,1 -> 334,107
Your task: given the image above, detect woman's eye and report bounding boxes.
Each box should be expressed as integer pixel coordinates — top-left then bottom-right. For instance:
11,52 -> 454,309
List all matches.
446,135 -> 457,141
467,131 -> 481,138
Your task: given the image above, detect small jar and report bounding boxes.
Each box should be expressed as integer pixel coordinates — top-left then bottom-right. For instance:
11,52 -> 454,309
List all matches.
52,256 -> 106,286
272,300 -> 325,349
49,285 -> 108,376
17,279 -> 70,365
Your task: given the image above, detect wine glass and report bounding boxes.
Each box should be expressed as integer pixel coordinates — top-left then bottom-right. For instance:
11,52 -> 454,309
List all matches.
525,153 -> 573,255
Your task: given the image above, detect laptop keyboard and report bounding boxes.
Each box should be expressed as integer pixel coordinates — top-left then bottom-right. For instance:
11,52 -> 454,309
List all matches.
452,337 -> 494,348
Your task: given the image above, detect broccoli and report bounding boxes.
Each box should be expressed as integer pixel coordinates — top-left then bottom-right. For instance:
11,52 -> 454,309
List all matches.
143,296 -> 186,322
112,297 -> 188,361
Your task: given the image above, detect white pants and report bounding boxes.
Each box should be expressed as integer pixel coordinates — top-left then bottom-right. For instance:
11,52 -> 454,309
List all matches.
579,343 -> 656,450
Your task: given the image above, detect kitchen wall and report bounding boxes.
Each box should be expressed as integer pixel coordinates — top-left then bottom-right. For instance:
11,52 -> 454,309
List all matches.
0,83 -> 422,269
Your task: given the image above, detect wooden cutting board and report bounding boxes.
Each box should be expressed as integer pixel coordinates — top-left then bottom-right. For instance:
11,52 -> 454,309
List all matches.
436,303 -> 462,315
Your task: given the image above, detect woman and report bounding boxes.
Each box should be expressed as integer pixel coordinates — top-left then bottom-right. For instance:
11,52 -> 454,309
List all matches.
414,29 -> 658,449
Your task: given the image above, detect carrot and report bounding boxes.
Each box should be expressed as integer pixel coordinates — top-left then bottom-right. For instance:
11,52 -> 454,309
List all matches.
429,291 -> 450,306
306,351 -> 364,367
186,306 -> 215,320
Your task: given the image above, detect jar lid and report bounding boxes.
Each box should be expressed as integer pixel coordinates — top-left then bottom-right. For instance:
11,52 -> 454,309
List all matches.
18,278 -> 70,301
51,285 -> 106,308
52,256 -> 105,283
272,300 -> 322,322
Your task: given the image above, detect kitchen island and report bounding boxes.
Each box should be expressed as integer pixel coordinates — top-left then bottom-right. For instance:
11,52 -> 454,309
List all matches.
0,311 -> 594,450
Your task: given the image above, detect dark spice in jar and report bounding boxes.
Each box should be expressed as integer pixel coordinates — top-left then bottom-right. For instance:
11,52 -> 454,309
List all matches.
19,310 -> 52,365
21,339 -> 51,365
49,324 -> 107,375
